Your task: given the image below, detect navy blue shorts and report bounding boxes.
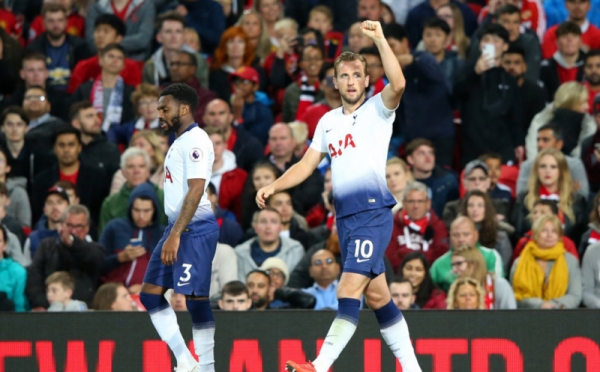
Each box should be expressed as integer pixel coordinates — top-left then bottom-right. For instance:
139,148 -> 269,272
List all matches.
337,207 -> 393,279
143,221 -> 219,296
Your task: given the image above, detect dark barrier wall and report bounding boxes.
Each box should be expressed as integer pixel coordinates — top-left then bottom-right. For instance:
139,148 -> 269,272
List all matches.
1,310 -> 600,372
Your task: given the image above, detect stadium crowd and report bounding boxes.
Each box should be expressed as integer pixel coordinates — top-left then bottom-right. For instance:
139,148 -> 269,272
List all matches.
1,0 -> 600,313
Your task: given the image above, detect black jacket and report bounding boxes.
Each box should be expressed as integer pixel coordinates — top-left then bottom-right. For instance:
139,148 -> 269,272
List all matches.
27,33 -> 91,74
232,126 -> 264,173
267,287 -> 316,309
454,63 -> 523,165
79,135 -> 122,178
25,117 -> 68,174
540,52 -> 585,103
0,29 -> 22,97
32,162 -> 111,226
26,236 -> 105,308
71,81 -> 136,126
519,79 -> 547,134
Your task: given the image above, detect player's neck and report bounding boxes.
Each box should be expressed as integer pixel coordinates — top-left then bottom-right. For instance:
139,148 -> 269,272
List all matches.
175,119 -> 197,137
259,239 -> 280,253
341,96 -> 366,115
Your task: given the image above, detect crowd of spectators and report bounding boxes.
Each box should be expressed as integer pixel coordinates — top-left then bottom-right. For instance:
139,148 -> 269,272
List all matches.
1,0 -> 600,314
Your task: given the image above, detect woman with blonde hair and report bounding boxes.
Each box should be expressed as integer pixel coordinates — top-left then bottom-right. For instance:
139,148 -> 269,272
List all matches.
446,277 -> 485,309
253,0 -> 283,44
236,9 -> 272,61
510,214 -> 582,309
386,157 -> 413,213
526,82 -> 596,159
110,130 -> 165,194
451,246 -> 516,309
436,4 -> 470,59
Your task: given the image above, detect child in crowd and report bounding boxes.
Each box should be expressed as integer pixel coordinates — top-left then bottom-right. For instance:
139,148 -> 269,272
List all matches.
46,271 -> 88,312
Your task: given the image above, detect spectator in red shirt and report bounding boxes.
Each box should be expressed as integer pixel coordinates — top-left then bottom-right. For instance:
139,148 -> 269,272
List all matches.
28,0 -> 85,42
542,0 -> 600,59
583,50 -> 600,112
540,22 -> 586,101
299,62 -> 341,139
399,251 -> 447,309
68,14 -> 142,94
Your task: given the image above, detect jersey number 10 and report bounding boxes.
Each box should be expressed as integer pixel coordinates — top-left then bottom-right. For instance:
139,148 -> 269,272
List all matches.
354,239 -> 373,262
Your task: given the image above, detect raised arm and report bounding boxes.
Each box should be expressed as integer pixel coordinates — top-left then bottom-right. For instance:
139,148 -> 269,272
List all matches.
361,21 -> 406,110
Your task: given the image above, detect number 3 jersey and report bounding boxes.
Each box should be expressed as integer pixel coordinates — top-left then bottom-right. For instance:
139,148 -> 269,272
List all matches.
310,93 -> 397,218
163,124 -> 215,226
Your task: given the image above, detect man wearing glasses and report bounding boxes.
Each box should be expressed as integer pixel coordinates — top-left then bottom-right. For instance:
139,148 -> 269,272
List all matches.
303,249 -> 340,310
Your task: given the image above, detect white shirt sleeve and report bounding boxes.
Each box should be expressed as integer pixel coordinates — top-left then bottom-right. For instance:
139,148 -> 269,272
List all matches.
309,116 -> 328,154
373,92 -> 396,120
184,135 -> 211,180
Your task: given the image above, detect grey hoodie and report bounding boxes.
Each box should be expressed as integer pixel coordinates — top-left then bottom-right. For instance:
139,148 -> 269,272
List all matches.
6,177 -> 31,227
236,237 -> 304,281
142,46 -> 209,89
582,242 -> 600,309
5,229 -> 28,267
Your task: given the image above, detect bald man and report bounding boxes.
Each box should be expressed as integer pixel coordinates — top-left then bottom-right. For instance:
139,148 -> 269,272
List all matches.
429,216 -> 504,291
203,99 -> 264,172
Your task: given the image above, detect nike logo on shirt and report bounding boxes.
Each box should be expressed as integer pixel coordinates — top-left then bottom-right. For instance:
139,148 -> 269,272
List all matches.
177,282 -> 190,287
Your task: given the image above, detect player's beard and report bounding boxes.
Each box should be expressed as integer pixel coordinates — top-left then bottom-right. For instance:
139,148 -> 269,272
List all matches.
162,115 -> 182,134
340,88 -> 365,105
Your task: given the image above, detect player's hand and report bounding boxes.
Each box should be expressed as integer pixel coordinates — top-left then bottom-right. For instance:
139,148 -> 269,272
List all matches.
256,185 -> 275,209
360,20 -> 384,40
161,233 -> 180,266
58,225 -> 73,247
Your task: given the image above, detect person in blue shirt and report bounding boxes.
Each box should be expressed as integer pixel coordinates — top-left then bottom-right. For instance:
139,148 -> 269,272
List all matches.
303,248 -> 340,310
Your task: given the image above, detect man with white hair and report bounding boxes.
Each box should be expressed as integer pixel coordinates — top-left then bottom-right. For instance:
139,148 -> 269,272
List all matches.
98,147 -> 167,233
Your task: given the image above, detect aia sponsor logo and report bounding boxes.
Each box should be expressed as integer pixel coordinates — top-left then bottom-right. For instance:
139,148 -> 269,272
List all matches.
328,134 -> 356,158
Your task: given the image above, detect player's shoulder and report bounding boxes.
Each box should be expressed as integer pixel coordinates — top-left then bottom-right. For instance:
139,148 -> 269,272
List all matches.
181,126 -> 211,145
321,106 -> 344,121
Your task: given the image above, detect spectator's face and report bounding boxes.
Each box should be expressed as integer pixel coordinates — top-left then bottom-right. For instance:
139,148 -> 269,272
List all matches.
268,125 -> 295,158
132,137 -> 156,161
268,192 -> 293,225
1,113 -> 27,143
170,292 -> 187,310
454,283 -> 479,309
74,107 -> 102,136
266,267 -> 286,289
363,54 -> 384,83
169,53 -> 196,83
100,49 -> 125,75
501,52 -> 527,79
137,95 -> 159,122
242,13 -> 262,39
584,56 -> 600,85
566,0 -> 590,22
44,194 -> 69,224
334,60 -> 369,105
451,255 -> 470,277
358,0 -> 382,21
54,134 -> 81,166
348,24 -> 373,53
557,33 -> 581,56
300,47 -> 324,79
44,11 -> 67,40
386,163 -> 410,195
450,220 -> 478,248
407,145 -> 435,173
63,212 -> 89,240
390,282 -> 414,310
498,13 -> 521,42
227,36 -> 246,60
254,210 -> 282,244
246,272 -> 270,309
436,6 -> 454,30
402,258 -> 425,289
46,283 -> 71,304
21,60 -> 48,87
537,154 -> 560,188
111,286 -> 133,311
209,133 -> 226,163
23,88 -> 50,118
124,155 -> 150,188
233,78 -> 257,99
309,249 -> 339,284
464,168 -> 490,192
387,36 -> 409,56
183,30 -> 201,53
324,168 -> 332,192
308,12 -> 332,36
131,198 -> 154,228
158,20 -> 184,50
535,220 -> 560,249
94,24 -> 121,50
275,27 -> 298,55
404,190 -> 430,221
204,100 -> 233,131
258,0 -> 281,23
381,5 -> 395,24
423,27 -> 446,55
537,129 -> 561,151
484,158 -> 502,185
252,167 -> 276,189
219,293 -> 252,310
466,195 -> 486,223
479,34 -> 507,58
531,204 -> 553,223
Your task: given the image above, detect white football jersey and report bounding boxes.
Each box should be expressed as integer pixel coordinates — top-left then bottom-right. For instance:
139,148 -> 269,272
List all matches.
164,124 -> 214,224
310,93 -> 397,218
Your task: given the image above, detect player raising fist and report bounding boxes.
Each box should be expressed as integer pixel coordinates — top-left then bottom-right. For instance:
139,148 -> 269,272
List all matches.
256,20 -> 422,372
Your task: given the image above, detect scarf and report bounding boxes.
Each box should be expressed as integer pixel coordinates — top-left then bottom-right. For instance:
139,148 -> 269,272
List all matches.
589,230 -> 600,245
513,241 -> 569,302
484,273 -> 495,310
295,73 -> 319,120
539,186 -> 565,224
134,117 -> 159,131
366,77 -> 386,99
401,209 -> 430,234
91,75 -> 124,132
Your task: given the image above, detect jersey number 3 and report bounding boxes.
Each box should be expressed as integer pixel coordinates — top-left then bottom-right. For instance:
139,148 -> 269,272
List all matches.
165,166 -> 173,183
354,239 -> 373,262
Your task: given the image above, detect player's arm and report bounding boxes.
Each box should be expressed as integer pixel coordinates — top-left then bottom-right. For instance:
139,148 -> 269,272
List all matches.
256,148 -> 325,208
362,21 -> 406,110
171,178 -> 206,237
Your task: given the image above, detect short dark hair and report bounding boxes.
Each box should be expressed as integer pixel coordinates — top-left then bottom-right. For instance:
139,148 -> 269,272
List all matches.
504,44 -> 526,59
496,4 -> 521,18
94,13 -> 126,37
245,269 -> 271,285
359,46 -> 381,60
299,27 -> 325,52
538,123 -> 564,142
382,23 -> 406,41
256,206 -> 282,221
1,106 -> 29,126
52,126 -> 82,146
556,21 -> 582,38
585,49 -> 600,64
25,85 -> 47,97
300,43 -> 325,63
481,23 -> 510,44
392,277 -> 414,288
423,17 -> 450,35
156,10 -> 186,31
176,50 -> 197,68
221,280 -> 250,298
532,199 -> 559,215
267,190 -> 293,207
406,138 -> 435,156
160,83 -> 199,113
69,101 -> 93,121
318,61 -> 334,81
42,3 -> 67,16
100,43 -> 125,57
478,152 -> 502,163
21,52 -> 47,68
55,180 -> 79,198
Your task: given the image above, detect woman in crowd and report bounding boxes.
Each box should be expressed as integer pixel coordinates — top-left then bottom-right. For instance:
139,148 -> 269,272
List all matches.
436,3 -> 470,59
92,282 -> 135,311
399,252 -> 447,309
110,131 -> 165,194
511,215 -> 582,309
241,161 -> 282,230
451,246 -> 516,309
512,148 -> 586,240
386,157 -> 414,214
459,190 -> 512,270
526,82 -> 596,159
381,3 -> 396,25
579,193 -> 600,258
447,277 -> 485,309
0,224 -> 26,311
253,0 -> 283,46
236,9 -> 272,62
0,147 -> 31,227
